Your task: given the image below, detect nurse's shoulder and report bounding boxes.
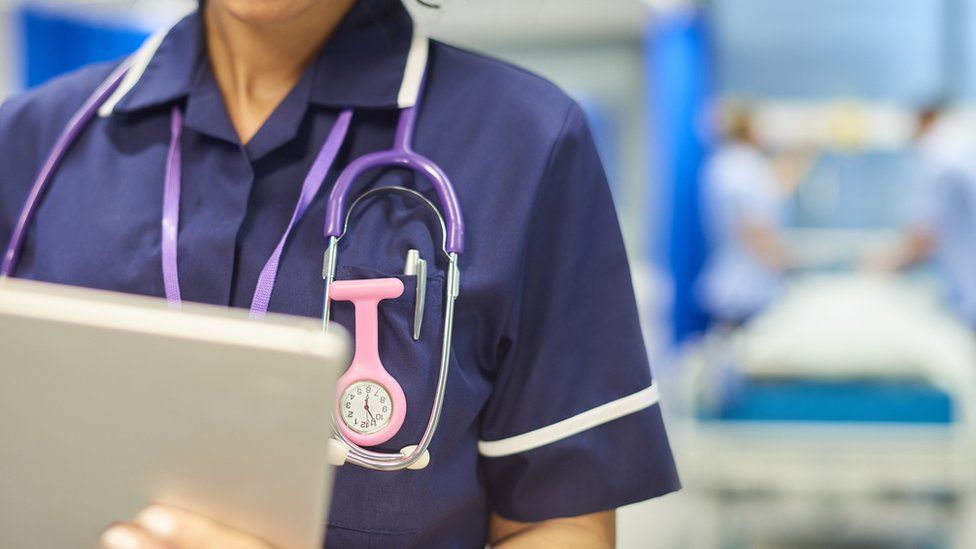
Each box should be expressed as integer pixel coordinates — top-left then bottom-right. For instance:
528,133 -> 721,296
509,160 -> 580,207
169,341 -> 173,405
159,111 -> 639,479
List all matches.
432,42 -> 574,114
0,60 -> 121,170
426,41 -> 592,175
0,60 -> 121,244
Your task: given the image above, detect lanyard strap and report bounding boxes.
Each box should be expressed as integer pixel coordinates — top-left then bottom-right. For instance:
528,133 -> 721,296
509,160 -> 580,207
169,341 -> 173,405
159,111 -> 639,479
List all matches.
162,107 -> 354,317
249,110 -> 353,318
162,106 -> 184,306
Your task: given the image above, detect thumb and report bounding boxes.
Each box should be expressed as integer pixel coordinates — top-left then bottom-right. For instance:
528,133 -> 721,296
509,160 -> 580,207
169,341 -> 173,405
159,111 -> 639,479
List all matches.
136,505 -> 273,549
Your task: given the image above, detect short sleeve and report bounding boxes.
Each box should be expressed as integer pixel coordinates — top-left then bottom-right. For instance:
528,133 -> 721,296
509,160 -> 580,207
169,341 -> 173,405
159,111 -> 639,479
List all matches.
724,157 -> 780,228
479,104 -> 680,522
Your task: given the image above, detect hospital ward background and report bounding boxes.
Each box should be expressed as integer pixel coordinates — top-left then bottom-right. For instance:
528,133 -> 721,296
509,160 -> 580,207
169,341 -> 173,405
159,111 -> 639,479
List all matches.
3,0 -> 976,547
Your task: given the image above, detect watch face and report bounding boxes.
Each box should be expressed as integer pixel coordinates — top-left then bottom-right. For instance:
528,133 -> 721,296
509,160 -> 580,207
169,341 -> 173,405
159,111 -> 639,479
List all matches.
340,380 -> 393,435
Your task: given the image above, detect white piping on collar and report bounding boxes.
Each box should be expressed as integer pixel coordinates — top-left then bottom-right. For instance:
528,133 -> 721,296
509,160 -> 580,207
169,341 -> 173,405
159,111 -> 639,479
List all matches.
397,25 -> 429,109
477,383 -> 661,458
99,21 -> 427,117
97,24 -> 175,118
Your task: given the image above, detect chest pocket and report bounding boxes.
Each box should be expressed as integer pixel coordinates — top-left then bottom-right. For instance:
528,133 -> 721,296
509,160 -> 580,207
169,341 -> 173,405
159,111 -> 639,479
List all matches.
326,264 -> 445,535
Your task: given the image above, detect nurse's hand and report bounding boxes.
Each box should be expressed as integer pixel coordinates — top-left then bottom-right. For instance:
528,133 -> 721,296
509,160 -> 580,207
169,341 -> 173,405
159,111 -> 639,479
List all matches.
101,505 -> 274,549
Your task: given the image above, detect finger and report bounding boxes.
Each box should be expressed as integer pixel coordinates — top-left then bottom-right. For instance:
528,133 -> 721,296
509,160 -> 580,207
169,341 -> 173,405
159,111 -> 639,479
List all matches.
136,505 -> 272,549
100,523 -> 167,549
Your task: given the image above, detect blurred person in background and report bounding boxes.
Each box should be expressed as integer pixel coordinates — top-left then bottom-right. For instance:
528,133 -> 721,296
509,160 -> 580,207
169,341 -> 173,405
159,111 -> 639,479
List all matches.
866,105 -> 976,326
697,102 -> 803,327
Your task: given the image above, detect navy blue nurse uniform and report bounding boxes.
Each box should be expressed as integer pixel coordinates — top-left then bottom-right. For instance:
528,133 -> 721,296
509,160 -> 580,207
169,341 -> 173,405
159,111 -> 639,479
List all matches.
0,0 -> 680,546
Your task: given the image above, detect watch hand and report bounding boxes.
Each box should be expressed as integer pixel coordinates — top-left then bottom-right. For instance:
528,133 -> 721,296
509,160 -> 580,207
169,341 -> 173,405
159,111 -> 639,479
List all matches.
364,395 -> 375,421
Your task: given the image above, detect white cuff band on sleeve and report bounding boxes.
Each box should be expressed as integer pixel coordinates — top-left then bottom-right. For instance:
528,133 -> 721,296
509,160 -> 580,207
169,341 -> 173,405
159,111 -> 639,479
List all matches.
477,382 -> 661,458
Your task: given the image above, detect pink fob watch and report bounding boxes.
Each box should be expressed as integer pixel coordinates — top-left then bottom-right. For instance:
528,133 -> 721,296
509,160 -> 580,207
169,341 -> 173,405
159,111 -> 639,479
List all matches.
331,278 -> 408,447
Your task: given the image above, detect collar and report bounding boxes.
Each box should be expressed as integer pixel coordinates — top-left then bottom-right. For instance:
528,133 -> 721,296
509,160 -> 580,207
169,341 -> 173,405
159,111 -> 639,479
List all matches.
101,0 -> 425,117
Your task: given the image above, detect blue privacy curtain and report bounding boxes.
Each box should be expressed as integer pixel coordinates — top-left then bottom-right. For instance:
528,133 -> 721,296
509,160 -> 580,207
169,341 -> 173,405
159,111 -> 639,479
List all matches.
645,9 -> 713,343
18,5 -> 149,89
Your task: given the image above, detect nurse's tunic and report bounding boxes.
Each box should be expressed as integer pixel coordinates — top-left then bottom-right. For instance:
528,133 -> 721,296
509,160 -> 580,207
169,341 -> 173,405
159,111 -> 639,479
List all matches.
0,1 -> 680,546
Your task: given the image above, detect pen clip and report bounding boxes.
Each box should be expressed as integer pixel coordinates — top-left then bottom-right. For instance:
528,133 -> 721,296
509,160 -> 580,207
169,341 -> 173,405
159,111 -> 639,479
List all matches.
404,250 -> 427,341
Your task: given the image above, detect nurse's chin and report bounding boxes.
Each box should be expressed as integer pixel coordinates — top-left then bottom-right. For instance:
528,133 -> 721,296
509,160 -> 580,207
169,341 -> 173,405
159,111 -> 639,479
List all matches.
209,0 -> 353,27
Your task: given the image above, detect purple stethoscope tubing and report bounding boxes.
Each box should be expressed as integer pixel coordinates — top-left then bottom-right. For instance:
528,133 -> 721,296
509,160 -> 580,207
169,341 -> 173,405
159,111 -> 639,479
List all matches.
322,92 -> 464,255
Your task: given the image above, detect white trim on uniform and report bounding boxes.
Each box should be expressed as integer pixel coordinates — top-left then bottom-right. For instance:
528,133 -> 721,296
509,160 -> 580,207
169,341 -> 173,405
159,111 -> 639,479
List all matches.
98,25 -> 173,118
99,21 -> 427,116
477,383 -> 661,458
397,25 -> 429,109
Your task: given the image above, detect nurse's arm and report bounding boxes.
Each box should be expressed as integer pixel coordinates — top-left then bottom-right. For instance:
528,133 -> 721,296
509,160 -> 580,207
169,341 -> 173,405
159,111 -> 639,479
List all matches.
861,225 -> 937,271
488,510 -> 615,548
738,219 -> 790,271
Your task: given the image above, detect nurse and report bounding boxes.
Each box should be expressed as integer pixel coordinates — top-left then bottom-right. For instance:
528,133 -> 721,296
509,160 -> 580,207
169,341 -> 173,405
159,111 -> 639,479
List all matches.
867,106 -> 976,325
697,103 -> 798,325
0,0 -> 679,547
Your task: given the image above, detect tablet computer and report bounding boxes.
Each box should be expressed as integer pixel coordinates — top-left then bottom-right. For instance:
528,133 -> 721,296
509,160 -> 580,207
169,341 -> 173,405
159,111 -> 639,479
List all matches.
0,278 -> 348,549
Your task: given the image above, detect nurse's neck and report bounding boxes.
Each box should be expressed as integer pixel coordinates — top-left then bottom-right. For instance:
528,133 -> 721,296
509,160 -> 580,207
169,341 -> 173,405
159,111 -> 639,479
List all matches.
204,0 -> 357,144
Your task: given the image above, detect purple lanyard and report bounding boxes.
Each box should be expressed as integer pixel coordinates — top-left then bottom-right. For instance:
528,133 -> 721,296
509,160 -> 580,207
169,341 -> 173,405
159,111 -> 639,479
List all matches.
163,106 -> 353,317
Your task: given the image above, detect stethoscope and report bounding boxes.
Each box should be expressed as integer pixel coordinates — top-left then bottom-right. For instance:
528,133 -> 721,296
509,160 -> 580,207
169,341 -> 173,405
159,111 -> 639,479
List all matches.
0,38 -> 463,472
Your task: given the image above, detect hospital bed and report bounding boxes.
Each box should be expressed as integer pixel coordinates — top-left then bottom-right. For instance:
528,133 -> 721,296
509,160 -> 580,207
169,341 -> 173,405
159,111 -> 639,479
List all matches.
680,274 -> 976,548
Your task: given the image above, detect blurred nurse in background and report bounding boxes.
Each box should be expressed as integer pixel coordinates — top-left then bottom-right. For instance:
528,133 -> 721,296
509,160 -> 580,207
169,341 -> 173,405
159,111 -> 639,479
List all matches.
868,106 -> 976,326
697,103 -> 799,326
